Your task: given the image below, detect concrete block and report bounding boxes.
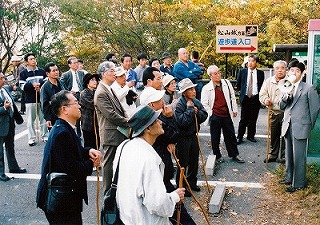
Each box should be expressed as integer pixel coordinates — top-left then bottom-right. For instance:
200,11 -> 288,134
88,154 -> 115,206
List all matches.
205,154 -> 216,176
209,184 -> 226,213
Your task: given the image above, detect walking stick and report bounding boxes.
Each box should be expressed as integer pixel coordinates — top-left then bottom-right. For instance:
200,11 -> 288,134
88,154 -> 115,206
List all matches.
195,115 -> 210,193
176,167 -> 185,225
94,112 -> 101,225
172,151 -> 211,225
266,106 -> 271,166
35,90 -> 40,143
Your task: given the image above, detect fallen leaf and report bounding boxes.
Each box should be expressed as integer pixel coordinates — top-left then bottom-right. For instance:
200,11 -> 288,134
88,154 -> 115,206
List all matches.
230,211 -> 238,216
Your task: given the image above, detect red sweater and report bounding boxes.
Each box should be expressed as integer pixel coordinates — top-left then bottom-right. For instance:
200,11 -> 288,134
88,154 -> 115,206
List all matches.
212,86 -> 228,118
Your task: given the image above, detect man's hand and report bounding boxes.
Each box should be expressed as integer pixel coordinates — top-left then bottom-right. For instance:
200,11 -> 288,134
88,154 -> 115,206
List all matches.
4,101 -> 11,109
167,143 -> 175,154
126,80 -> 135,88
89,149 -> 102,167
33,82 -> 40,92
265,98 -> 271,106
162,105 -> 173,117
175,188 -> 186,201
46,121 -> 52,128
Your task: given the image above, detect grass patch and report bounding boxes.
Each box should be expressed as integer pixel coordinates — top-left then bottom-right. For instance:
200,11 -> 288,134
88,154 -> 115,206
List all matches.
274,162 -> 320,195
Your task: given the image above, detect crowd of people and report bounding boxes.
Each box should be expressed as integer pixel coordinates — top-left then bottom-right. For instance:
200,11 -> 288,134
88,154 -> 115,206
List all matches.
0,49 -> 319,224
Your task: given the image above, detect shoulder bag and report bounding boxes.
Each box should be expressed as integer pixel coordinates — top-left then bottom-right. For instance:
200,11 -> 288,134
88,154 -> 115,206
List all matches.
101,140 -> 129,225
45,151 -> 78,214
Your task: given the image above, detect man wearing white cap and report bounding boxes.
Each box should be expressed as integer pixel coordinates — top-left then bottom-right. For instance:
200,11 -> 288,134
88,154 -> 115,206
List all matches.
10,56 -> 25,112
174,78 -> 208,195
140,84 -> 196,223
111,67 -> 136,117
115,105 -> 185,224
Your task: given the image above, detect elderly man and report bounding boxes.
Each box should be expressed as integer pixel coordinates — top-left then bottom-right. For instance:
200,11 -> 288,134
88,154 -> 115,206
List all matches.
259,60 -> 287,163
94,61 -> 129,193
173,48 -> 202,99
0,71 -> 25,182
279,60 -> 320,192
115,105 -> 185,224
175,78 -> 208,194
111,67 -> 136,117
201,65 -> 244,163
36,90 -> 101,224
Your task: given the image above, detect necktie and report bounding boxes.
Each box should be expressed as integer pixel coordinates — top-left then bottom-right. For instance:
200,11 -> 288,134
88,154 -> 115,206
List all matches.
75,71 -> 82,91
247,71 -> 253,98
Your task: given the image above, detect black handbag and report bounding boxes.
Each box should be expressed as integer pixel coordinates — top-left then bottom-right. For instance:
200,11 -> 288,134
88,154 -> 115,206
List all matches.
46,172 -> 77,214
101,140 -> 129,225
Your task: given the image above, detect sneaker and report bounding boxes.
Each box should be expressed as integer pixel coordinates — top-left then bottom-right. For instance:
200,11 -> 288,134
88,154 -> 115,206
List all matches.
28,140 -> 36,146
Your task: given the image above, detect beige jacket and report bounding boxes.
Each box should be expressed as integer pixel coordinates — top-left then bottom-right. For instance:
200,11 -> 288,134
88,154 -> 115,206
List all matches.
259,75 -> 283,115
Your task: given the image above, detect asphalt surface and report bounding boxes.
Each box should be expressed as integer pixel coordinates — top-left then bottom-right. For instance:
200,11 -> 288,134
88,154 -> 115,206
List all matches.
0,103 -> 279,225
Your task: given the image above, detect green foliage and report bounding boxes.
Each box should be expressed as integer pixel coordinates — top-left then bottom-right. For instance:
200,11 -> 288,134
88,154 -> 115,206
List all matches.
3,0 -> 320,73
306,162 -> 320,194
275,162 -> 320,195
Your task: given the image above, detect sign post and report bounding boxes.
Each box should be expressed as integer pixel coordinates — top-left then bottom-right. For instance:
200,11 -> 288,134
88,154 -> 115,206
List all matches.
216,25 -> 258,53
306,19 -> 320,163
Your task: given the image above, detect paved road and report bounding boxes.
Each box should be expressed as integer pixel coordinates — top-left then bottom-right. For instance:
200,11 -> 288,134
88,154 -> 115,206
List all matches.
1,103 -> 277,224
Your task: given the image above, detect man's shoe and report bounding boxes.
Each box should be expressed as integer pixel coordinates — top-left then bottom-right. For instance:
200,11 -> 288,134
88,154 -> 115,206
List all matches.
217,157 -> 225,163
9,167 -> 27,173
277,158 -> 286,164
247,137 -> 257,142
190,185 -> 201,192
236,138 -> 243,145
184,189 -> 192,197
0,174 -> 10,182
232,156 -> 245,163
264,158 -> 277,163
279,179 -> 292,185
28,140 -> 36,146
285,186 -> 304,193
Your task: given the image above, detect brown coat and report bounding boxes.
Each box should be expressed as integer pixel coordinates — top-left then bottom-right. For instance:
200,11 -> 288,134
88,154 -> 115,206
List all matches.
94,82 -> 128,147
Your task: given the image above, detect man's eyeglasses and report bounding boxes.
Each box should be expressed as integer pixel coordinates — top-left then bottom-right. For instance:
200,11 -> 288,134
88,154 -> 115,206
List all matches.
65,100 -> 80,106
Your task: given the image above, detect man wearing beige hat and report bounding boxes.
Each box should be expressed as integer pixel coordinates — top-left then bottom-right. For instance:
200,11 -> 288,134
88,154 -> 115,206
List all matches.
174,78 -> 208,195
111,66 -> 136,117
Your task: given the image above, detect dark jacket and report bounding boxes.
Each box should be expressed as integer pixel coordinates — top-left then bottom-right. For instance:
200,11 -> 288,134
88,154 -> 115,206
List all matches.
19,67 -> 46,103
80,88 -> 96,132
174,96 -> 208,137
40,79 -> 65,124
36,119 -> 93,212
236,68 -> 264,104
60,70 -> 85,92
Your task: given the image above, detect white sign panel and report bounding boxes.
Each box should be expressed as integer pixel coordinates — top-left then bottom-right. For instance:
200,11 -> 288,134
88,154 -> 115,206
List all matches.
216,25 -> 258,53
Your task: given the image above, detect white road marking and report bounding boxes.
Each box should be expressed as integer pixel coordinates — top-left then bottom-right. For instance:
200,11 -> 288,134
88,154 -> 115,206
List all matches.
14,129 -> 28,140
7,173 -> 264,188
199,133 -> 268,138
